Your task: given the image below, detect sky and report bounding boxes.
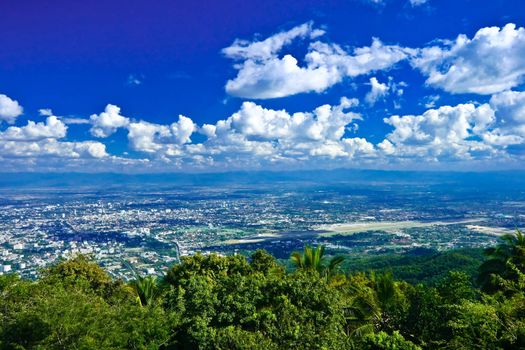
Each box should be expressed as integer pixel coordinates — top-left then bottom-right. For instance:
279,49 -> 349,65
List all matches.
1,0 -> 525,172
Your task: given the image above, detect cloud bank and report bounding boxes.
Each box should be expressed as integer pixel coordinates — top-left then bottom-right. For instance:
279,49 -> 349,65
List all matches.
3,21 -> 525,171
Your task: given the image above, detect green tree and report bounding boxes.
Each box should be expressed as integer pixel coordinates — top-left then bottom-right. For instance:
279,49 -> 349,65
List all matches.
131,275 -> 162,307
401,284 -> 448,347
437,271 -> 476,304
250,249 -> 284,276
3,241 -> 525,350
0,260 -> 172,349
478,230 -> 525,293
357,331 -> 421,350
165,252 -> 349,349
447,300 -> 502,350
290,245 -> 345,278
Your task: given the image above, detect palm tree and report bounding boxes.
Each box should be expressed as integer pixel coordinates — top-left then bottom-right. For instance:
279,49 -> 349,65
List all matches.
125,262 -> 164,306
478,229 -> 525,293
344,279 -> 380,337
370,272 -> 397,331
290,245 -> 345,277
130,274 -> 160,307
327,255 -> 346,276
372,272 -> 396,307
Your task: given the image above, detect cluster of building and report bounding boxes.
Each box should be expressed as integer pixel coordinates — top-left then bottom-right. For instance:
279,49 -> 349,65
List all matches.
0,186 -> 521,279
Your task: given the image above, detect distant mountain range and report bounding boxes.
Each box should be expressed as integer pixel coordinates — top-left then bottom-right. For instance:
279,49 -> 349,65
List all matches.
0,169 -> 524,191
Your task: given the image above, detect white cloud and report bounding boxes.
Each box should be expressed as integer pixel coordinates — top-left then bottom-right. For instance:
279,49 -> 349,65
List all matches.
61,117 -> 90,125
0,94 -> 23,123
413,23 -> 525,94
127,74 -> 143,86
377,139 -> 395,155
170,115 -> 196,145
308,39 -> 412,77
115,97 -> 375,168
127,121 -> 164,153
0,116 -> 67,141
364,77 -> 405,105
215,97 -> 359,142
75,141 -> 108,158
422,95 -> 440,108
189,97 -> 376,165
89,104 -> 196,153
4,92 -> 525,170
0,139 -> 108,159
380,102 -> 525,162
365,77 -> 389,104
40,108 -> 90,125
488,90 -> 525,139
39,108 -> 53,116
90,104 -> 130,137
224,54 -> 342,99
222,22 -> 323,61
224,23 -> 414,99
409,0 -> 428,6
0,111 -> 108,161
363,0 -> 385,5
113,91 -> 525,168
0,102 -> 112,163
127,115 -> 196,153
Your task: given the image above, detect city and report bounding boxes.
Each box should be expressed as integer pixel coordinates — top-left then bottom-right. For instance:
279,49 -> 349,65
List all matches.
1,172 -> 523,280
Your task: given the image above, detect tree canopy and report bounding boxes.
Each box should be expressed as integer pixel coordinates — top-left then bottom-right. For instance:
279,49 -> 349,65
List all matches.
1,232 -> 525,349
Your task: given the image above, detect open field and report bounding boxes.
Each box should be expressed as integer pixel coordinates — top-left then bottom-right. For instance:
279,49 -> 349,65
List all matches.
465,225 -> 515,236
222,232 -> 280,245
316,218 -> 486,237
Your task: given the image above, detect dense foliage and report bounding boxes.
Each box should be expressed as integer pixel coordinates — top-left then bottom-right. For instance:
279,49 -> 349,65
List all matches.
1,232 -> 525,349
341,247 -> 485,285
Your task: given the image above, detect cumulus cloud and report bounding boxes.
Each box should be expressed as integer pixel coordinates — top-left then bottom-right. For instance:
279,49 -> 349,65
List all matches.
127,121 -> 164,153
78,92 -> 525,169
225,21 -> 525,100
222,22 -> 323,61
89,104 -> 197,153
0,139 -> 108,159
8,20 -> 525,171
4,93 -> 525,170
40,108 -> 90,125
213,97 -> 359,142
422,95 -> 440,108
365,77 -> 389,104
0,94 -> 23,123
127,115 -> 196,153
224,23 -> 414,99
90,104 -> 130,138
191,97 -> 376,163
114,97 -> 376,167
0,116 -> 67,141
39,108 -> 53,116
365,77 -> 405,105
0,110 -> 108,161
380,101 -> 525,162
413,23 -> 525,94
488,90 -> 525,139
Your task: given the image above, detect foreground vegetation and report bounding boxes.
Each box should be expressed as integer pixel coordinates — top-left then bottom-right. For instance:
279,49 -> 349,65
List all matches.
1,232 -> 525,349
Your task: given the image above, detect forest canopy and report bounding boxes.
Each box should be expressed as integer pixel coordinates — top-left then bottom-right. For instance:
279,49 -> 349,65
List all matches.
1,231 -> 525,349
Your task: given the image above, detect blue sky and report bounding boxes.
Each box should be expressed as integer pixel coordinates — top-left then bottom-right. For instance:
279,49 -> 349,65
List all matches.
1,0 -> 525,172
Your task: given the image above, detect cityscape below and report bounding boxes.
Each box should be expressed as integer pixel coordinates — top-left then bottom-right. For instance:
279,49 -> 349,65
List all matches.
1,170 -> 523,280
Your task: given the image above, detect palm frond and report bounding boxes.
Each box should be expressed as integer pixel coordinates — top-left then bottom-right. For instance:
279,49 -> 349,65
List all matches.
290,251 -> 304,269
